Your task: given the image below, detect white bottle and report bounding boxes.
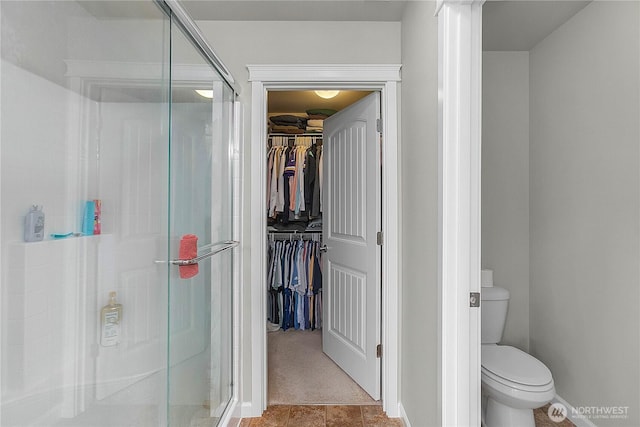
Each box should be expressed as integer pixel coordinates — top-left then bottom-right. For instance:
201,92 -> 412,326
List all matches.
24,205 -> 45,242
101,291 -> 122,346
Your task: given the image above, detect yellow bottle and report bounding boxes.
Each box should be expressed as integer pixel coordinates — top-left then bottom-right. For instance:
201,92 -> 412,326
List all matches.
101,291 -> 122,346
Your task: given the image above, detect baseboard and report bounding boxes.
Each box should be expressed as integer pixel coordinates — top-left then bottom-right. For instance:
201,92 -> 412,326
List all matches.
233,401 -> 259,419
398,402 -> 412,427
552,395 -> 599,427
219,398 -> 239,427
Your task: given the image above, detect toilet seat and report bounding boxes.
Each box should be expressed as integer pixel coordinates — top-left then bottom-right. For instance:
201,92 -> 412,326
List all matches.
482,367 -> 554,393
482,345 -> 553,388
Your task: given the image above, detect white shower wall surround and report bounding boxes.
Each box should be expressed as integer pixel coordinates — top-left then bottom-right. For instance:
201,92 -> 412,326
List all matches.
1,61 -> 84,244
2,61 -> 170,426
2,60 -> 86,423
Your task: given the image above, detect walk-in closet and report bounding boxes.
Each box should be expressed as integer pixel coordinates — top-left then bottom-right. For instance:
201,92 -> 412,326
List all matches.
265,90 -> 381,405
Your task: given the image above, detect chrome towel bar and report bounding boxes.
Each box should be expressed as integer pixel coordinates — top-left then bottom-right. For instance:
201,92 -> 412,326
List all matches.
156,240 -> 239,266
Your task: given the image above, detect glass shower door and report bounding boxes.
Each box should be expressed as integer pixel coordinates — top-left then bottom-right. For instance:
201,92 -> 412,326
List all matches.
1,1 -> 173,426
0,1 -> 236,426
167,23 -> 235,427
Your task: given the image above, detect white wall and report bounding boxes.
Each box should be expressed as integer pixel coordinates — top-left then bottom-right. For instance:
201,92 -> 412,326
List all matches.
1,1 -> 84,88
195,20 -> 402,406
195,20 -> 401,85
529,2 -> 639,425
482,51 -> 530,351
0,60 -> 84,244
400,2 -> 439,425
1,0 -> 174,86
196,15 -> 440,426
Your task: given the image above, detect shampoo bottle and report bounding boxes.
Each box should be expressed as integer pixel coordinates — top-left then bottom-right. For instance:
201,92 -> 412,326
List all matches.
82,200 -> 95,236
101,291 -> 122,347
24,205 -> 45,242
93,199 -> 101,235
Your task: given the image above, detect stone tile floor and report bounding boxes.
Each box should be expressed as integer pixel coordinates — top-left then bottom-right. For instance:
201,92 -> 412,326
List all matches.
534,403 -> 576,427
239,405 -> 402,427
240,403 -> 576,427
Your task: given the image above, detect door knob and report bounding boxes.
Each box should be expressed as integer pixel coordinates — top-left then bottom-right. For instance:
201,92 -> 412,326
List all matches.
319,245 -> 331,253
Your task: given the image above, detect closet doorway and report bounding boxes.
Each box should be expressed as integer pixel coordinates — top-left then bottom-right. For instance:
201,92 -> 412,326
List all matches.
248,64 -> 401,417
265,90 -> 380,405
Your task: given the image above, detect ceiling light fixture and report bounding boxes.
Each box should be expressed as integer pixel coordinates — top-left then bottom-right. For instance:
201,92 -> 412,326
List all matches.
195,89 -> 214,99
314,90 -> 340,99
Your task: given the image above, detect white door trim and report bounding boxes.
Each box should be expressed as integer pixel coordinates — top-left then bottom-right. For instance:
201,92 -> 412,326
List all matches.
246,64 -> 401,417
436,1 -> 483,426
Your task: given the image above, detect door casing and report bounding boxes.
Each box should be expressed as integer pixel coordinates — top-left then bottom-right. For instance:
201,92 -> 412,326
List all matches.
245,64 -> 401,417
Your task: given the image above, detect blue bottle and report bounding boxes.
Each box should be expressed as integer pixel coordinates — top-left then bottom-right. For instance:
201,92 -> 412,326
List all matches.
82,201 -> 95,236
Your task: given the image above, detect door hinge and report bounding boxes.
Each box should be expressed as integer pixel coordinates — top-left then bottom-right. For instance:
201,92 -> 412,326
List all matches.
376,344 -> 382,358
376,118 -> 382,133
470,292 -> 480,308
376,231 -> 383,246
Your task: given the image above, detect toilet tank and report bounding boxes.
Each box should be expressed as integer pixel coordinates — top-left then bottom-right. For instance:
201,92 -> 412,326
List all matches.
481,286 -> 510,344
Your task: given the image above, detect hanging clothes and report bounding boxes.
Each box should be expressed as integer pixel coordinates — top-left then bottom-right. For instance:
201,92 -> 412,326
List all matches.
267,134 -> 322,224
266,237 -> 323,331
318,146 -> 323,214
294,144 -> 307,216
267,136 -> 288,218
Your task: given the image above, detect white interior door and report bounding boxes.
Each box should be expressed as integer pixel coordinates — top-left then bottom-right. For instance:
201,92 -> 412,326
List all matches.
322,92 -> 381,400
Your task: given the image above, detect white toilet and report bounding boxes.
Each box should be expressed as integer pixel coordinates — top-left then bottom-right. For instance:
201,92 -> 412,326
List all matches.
481,274 -> 555,427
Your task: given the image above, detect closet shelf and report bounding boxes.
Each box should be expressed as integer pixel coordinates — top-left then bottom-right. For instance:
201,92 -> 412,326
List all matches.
267,231 -> 322,241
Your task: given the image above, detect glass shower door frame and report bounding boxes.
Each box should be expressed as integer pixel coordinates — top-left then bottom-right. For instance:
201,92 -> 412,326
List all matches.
164,4 -> 240,424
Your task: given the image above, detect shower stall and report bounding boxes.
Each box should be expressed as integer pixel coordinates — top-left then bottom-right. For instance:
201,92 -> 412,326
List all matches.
0,1 -> 239,426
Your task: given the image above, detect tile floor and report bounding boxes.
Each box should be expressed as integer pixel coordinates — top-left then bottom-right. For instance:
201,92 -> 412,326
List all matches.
239,405 -> 402,427
240,403 -> 577,427
534,403 -> 576,427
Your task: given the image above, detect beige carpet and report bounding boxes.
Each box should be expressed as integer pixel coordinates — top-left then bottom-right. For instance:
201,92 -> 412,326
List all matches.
267,329 -> 378,405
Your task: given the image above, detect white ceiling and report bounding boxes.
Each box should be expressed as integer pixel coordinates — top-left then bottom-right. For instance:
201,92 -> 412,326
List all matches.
483,1 -> 590,51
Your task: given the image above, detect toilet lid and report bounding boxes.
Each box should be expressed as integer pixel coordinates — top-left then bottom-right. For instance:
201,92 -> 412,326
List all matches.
482,345 -> 552,386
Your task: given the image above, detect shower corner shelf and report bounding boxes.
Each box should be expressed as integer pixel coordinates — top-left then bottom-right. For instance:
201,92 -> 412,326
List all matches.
13,233 -> 111,246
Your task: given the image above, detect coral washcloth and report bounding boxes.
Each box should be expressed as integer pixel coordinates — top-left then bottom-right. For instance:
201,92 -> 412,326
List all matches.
179,234 -> 199,279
